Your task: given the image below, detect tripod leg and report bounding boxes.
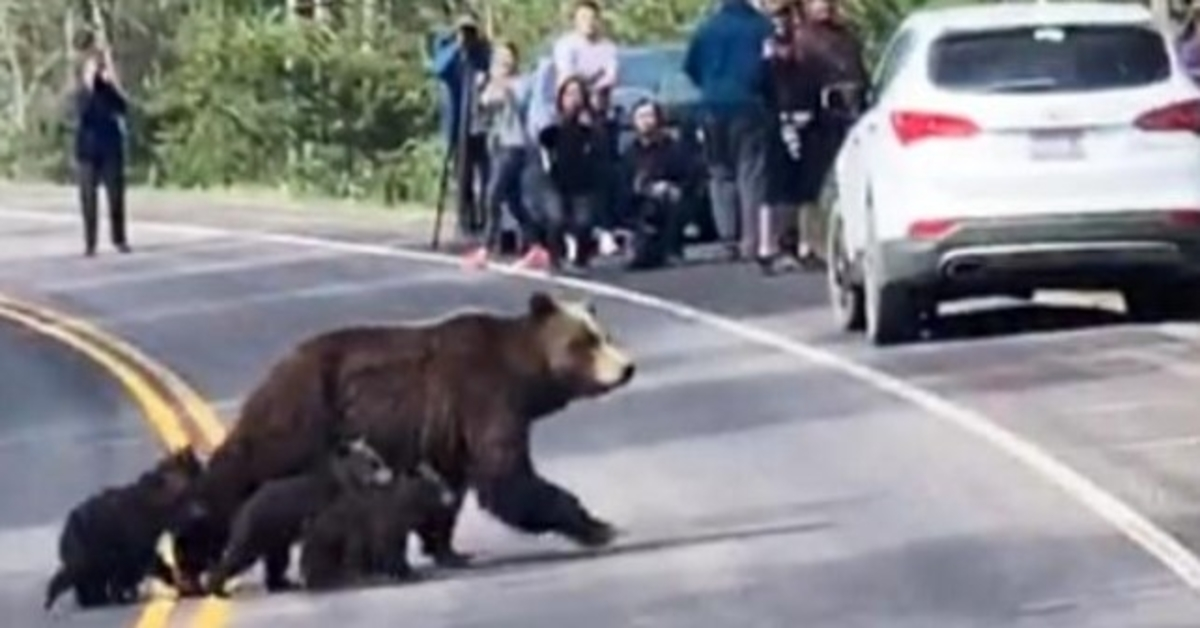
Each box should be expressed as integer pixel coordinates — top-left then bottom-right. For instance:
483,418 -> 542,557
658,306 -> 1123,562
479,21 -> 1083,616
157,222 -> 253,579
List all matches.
431,142 -> 455,250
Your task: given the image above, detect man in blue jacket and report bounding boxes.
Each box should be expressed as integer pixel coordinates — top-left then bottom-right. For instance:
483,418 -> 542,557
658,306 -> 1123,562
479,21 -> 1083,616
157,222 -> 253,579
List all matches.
428,12 -> 492,241
684,0 -> 774,268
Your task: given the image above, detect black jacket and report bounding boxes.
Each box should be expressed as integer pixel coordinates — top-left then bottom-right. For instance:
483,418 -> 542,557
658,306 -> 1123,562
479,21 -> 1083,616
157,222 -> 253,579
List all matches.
619,132 -> 690,204
70,74 -> 127,161
537,117 -> 605,195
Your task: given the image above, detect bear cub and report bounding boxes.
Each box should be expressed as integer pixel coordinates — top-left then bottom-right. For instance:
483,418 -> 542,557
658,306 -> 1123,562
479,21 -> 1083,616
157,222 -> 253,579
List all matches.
45,447 -> 205,611
205,436 -> 394,597
300,462 -> 456,591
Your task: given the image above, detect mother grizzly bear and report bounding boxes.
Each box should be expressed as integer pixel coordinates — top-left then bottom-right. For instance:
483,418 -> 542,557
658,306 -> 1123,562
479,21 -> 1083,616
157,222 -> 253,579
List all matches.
174,292 -> 635,588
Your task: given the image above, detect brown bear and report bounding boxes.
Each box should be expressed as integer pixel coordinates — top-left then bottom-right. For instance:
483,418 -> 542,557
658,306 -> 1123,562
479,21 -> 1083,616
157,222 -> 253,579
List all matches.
45,447 -> 205,610
204,436 -> 394,597
299,462 -> 456,591
174,291 -> 635,590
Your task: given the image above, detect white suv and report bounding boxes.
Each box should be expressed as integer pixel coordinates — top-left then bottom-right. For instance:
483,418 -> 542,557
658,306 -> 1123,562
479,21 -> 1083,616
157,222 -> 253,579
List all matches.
824,1 -> 1200,346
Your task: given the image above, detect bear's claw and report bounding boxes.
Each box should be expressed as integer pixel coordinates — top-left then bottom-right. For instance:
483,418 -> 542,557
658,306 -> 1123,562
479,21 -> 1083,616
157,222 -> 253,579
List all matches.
573,518 -> 620,548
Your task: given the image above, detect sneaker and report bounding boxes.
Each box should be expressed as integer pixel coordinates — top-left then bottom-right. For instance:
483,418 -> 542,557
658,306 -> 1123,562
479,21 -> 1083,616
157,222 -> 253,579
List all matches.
597,230 -> 619,257
565,235 -> 578,264
461,246 -> 489,270
513,245 -> 551,271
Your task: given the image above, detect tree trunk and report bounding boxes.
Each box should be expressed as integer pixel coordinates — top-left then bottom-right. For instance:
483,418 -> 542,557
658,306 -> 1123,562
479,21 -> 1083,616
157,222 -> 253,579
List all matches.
0,0 -> 29,132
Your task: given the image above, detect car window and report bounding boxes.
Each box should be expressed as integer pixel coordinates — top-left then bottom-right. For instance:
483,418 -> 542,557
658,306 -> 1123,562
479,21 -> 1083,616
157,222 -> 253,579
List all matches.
872,29 -> 917,101
618,47 -> 699,103
929,24 -> 1171,93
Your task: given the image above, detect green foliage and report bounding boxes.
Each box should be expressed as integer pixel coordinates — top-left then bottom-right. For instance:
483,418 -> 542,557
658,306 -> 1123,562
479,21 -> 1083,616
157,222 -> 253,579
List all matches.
0,0 -> 983,207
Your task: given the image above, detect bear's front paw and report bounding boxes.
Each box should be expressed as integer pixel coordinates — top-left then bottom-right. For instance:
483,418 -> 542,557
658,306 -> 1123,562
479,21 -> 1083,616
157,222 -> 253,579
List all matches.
572,517 -> 620,549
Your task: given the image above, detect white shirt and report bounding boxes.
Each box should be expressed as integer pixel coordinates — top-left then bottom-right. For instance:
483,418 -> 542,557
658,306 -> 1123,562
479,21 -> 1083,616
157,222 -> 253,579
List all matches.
551,31 -> 618,90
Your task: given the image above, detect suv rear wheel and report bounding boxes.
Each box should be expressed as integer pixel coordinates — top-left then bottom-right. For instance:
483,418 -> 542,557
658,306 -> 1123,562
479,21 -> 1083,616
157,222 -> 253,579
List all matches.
864,250 -> 922,346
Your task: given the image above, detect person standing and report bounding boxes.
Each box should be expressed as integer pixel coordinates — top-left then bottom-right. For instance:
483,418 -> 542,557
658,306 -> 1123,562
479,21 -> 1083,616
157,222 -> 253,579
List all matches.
70,29 -> 130,257
462,42 -> 550,271
763,0 -> 826,272
551,1 -> 619,96
683,0 -> 774,268
798,0 -> 868,265
429,12 -> 492,242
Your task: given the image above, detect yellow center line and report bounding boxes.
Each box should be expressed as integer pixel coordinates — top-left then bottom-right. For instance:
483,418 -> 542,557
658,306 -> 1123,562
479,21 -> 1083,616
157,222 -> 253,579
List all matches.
0,296 -> 232,628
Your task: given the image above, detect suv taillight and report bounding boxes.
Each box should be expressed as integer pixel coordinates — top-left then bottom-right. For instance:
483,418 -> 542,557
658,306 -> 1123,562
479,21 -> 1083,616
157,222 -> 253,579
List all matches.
1134,99 -> 1200,133
890,110 -> 980,146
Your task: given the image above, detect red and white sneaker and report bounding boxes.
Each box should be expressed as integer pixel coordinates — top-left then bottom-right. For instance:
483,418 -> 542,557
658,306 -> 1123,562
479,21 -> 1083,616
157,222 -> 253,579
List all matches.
512,245 -> 551,271
461,246 -> 489,270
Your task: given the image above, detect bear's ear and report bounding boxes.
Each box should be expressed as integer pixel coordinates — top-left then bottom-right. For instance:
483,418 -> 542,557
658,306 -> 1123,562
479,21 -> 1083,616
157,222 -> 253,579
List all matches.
528,291 -> 559,320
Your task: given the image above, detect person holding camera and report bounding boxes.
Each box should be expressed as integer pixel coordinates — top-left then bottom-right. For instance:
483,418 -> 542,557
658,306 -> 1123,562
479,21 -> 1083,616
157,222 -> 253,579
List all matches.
69,28 -> 130,257
761,0 -> 826,273
533,76 -> 606,272
462,41 -> 551,271
796,0 -> 867,265
429,12 -> 492,242
618,100 -> 690,270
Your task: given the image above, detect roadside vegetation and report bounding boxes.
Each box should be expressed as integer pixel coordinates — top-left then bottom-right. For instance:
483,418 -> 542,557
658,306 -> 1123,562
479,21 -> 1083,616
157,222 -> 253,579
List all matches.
0,0 -> 971,209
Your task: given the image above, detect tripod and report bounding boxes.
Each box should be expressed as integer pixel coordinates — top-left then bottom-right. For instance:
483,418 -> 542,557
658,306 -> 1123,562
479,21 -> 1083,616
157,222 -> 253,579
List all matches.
430,38 -> 488,250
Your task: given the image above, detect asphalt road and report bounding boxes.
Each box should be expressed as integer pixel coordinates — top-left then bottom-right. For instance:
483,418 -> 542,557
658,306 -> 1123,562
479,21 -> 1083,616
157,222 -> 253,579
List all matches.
0,311 -> 159,627
4,184 -> 1200,626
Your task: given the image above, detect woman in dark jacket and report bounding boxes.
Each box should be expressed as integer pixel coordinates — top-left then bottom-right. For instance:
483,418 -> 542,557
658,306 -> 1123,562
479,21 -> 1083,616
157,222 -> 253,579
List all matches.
534,75 -> 608,270
762,0 -> 826,273
797,0 -> 868,265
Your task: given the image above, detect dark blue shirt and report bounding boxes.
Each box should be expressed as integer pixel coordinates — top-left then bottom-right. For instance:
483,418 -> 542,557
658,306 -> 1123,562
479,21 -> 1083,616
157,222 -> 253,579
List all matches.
683,0 -> 773,117
71,75 -> 127,161
428,30 -> 492,145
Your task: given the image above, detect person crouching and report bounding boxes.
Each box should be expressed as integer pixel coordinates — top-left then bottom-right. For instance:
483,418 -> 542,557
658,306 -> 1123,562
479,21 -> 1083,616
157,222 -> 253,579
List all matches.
534,75 -> 606,271
619,100 -> 690,270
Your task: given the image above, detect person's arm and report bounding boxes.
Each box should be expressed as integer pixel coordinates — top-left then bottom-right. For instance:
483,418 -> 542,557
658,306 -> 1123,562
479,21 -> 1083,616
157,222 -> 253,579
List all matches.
595,40 -> 619,90
551,36 -> 577,88
431,37 -> 462,83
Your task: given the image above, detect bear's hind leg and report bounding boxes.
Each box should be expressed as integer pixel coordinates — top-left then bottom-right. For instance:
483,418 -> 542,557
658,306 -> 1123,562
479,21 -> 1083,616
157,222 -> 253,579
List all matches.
415,497 -> 471,568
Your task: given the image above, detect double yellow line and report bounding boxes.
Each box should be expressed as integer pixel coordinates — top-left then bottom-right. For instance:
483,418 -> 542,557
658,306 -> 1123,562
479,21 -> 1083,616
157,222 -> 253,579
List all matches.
0,295 -> 231,628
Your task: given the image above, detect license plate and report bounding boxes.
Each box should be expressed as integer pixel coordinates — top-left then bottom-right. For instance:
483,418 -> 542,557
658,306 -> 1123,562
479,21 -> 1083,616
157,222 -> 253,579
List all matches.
1029,130 -> 1083,160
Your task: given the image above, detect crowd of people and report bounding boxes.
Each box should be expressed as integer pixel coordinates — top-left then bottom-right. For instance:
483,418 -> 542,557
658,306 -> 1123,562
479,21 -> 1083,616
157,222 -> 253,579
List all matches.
430,0 -> 867,275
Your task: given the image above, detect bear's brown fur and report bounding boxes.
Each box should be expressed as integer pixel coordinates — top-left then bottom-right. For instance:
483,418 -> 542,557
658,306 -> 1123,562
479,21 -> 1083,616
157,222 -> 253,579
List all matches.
46,448 -> 204,610
175,292 -> 635,588
299,462 -> 456,591
203,436 -> 394,597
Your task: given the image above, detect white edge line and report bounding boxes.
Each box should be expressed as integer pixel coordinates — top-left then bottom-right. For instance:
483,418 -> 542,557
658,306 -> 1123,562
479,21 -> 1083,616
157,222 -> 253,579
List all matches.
5,207 -> 1200,592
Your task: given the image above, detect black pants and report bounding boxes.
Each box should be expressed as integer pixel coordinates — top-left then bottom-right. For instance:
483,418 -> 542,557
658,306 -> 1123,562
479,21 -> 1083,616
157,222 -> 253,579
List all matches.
485,146 -> 536,253
543,188 -> 597,268
77,153 -> 127,253
628,192 -> 685,269
455,133 -> 491,240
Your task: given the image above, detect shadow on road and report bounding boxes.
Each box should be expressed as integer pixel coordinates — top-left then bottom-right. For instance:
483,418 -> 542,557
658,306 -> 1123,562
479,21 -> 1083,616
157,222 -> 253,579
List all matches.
927,303 -> 1128,344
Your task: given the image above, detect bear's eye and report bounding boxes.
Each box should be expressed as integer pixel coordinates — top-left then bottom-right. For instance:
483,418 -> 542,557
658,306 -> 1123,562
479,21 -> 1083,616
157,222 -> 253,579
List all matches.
571,332 -> 600,352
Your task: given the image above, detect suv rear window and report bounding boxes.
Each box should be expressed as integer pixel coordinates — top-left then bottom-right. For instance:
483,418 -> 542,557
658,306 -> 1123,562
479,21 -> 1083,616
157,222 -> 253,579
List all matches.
929,24 -> 1170,93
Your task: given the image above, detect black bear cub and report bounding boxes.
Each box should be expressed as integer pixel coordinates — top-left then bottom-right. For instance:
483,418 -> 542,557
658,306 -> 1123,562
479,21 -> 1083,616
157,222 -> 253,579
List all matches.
45,447 -> 205,611
300,462 -> 455,591
204,436 -> 394,596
